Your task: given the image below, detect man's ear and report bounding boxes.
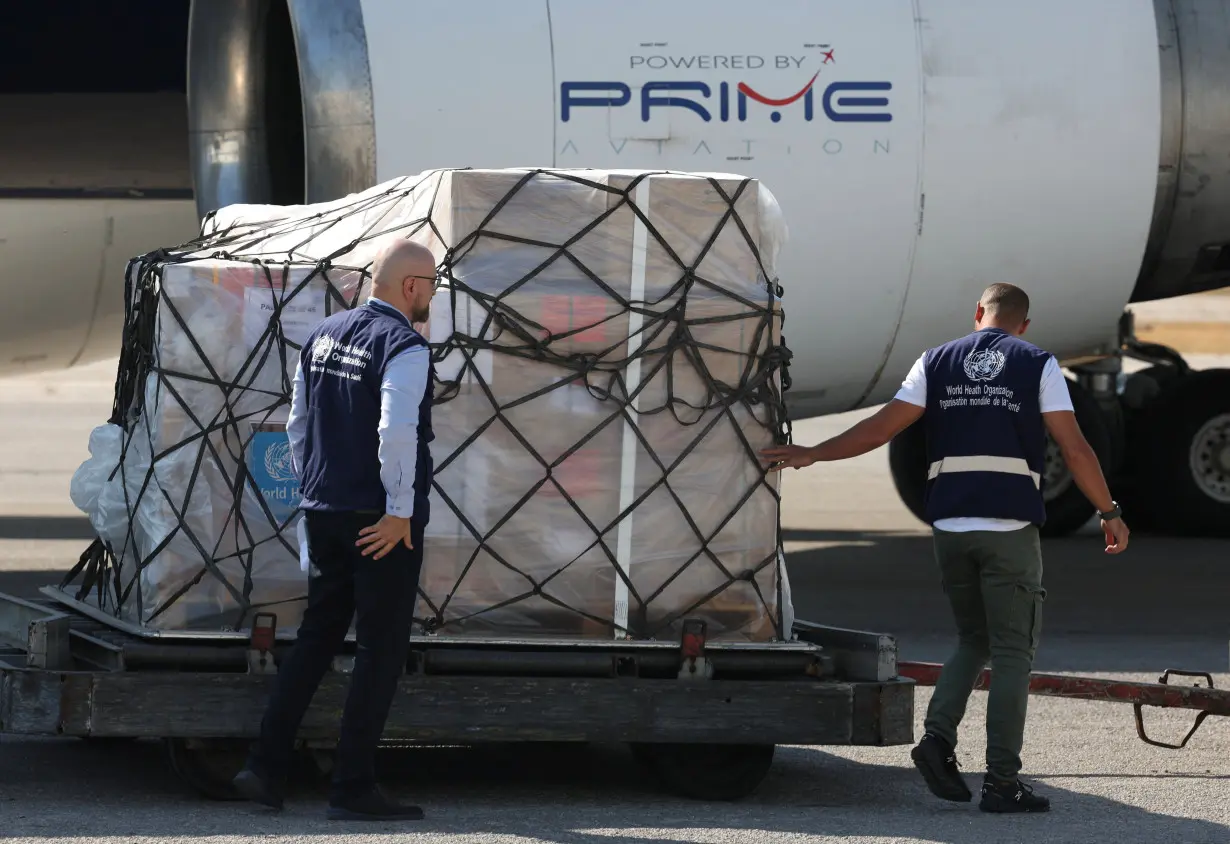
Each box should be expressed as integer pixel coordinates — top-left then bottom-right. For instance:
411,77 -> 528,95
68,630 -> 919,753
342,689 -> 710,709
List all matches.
974,302 -> 986,323
1019,317 -> 1031,336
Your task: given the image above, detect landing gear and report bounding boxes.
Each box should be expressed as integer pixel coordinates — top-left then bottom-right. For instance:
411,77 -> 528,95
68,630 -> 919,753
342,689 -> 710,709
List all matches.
1122,367 -> 1230,536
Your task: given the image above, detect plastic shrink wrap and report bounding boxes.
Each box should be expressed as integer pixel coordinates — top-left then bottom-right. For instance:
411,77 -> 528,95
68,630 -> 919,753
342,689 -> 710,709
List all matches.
67,168 -> 795,642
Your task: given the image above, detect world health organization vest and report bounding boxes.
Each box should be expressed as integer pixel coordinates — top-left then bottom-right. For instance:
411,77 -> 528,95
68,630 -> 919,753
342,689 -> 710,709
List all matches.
296,299 -> 435,523
922,327 -> 1050,526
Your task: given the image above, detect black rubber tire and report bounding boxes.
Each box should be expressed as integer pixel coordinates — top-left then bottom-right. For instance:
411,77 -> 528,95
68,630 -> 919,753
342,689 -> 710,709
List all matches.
1125,368 -> 1230,537
162,738 -> 247,801
629,742 -> 775,801
886,377 -> 1113,537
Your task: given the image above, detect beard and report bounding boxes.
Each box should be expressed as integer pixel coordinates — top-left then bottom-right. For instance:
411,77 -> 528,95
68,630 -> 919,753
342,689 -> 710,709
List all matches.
410,303 -> 431,324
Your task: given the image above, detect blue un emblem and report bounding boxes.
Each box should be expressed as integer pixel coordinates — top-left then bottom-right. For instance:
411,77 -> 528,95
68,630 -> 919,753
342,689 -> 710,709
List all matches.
248,428 -> 301,523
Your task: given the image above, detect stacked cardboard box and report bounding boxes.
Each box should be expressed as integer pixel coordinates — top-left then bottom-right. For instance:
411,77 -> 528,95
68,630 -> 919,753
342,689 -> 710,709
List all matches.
420,170 -> 787,640
68,260 -> 367,631
68,168 -> 792,641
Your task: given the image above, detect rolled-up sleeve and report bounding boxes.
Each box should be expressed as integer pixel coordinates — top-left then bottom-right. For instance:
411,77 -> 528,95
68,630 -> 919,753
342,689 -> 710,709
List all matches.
378,345 -> 430,519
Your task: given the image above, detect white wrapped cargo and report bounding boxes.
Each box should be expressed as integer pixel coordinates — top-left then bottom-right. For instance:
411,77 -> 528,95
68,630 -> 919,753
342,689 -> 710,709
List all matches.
67,167 -> 795,642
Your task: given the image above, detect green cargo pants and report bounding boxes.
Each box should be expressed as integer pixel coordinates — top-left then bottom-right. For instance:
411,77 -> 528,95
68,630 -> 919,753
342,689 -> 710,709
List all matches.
923,525 -> 1045,781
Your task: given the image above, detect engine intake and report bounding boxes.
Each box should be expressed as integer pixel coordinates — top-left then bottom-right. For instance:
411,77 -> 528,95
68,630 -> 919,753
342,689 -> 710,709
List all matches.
185,0 -> 375,217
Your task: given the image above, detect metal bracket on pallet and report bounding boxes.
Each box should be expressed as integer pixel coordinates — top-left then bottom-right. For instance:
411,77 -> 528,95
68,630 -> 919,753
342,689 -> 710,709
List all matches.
677,618 -> 713,681
793,620 -> 897,682
0,593 -> 71,670
246,613 -> 278,675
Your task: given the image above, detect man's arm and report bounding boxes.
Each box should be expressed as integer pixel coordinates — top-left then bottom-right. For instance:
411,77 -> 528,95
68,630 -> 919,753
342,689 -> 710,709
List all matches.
286,358 -> 307,477
761,353 -> 927,471
376,346 -> 430,519
1037,356 -> 1128,553
761,399 -> 924,471
1041,411 -> 1112,511
357,345 -> 430,558
1042,409 -> 1129,553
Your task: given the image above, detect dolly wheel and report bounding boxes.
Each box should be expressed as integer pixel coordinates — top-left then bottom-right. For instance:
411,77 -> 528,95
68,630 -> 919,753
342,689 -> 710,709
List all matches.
162,738 -> 248,801
630,742 -> 776,801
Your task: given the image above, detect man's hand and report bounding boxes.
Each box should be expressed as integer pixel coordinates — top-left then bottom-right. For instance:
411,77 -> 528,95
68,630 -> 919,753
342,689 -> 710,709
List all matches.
760,444 -> 818,473
1101,516 -> 1130,554
356,514 -> 412,559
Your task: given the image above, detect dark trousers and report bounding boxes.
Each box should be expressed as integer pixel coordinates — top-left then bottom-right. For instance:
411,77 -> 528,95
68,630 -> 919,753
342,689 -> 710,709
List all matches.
923,525 -> 1045,781
248,510 -> 425,799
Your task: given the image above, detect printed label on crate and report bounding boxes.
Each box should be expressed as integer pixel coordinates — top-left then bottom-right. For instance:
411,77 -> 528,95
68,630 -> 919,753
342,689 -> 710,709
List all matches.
248,429 -> 302,522
242,285 -> 326,351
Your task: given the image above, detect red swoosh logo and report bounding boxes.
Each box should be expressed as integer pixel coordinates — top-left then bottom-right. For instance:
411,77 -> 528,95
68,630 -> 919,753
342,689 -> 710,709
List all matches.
737,71 -> 821,106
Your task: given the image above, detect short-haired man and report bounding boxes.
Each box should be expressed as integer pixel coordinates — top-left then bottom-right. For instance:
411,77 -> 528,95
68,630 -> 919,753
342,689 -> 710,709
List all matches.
761,283 -> 1129,813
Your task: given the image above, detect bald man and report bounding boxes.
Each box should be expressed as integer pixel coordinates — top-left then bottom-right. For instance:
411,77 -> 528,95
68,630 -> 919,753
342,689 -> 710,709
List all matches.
233,239 -> 438,821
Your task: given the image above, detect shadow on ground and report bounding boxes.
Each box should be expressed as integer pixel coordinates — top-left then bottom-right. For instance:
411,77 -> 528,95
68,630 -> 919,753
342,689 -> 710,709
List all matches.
783,526 -> 1228,673
0,739 -> 1226,844
781,527 -> 1226,624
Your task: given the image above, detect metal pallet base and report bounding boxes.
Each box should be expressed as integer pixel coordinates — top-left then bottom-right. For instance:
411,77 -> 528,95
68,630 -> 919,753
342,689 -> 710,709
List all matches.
7,588 -> 902,684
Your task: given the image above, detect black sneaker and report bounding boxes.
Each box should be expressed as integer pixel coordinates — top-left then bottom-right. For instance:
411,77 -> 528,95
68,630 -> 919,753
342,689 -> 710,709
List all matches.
979,775 -> 1051,813
910,733 -> 972,802
232,767 -> 284,811
327,787 -> 424,821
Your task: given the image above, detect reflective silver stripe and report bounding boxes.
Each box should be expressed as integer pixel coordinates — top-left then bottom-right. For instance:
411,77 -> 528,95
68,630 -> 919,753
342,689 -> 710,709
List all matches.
927,456 -> 1042,489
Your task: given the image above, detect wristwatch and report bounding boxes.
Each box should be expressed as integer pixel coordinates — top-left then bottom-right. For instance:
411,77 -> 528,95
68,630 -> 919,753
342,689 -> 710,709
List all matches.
1098,501 -> 1122,521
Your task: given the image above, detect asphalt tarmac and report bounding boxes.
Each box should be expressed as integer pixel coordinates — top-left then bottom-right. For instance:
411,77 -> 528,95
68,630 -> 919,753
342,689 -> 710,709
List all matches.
1,356 -> 1228,843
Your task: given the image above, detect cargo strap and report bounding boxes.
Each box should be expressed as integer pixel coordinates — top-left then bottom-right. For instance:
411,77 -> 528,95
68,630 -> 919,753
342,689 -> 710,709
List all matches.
62,169 -> 796,642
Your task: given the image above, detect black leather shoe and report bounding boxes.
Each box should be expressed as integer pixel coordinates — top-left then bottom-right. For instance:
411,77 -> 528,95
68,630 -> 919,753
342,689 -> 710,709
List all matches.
979,775 -> 1051,813
232,767 -> 284,810
327,787 -> 424,821
910,733 -> 972,802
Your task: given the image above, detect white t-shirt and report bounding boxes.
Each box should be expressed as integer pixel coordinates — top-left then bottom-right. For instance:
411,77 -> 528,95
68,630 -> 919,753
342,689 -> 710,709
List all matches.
894,353 -> 1074,532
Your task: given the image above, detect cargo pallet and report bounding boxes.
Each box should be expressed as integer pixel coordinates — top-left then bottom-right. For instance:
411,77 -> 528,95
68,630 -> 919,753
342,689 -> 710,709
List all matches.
0,588 -> 914,802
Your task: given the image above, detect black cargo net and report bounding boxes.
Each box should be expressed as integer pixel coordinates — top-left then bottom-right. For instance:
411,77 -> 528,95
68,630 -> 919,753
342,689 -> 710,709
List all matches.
62,168 -> 795,641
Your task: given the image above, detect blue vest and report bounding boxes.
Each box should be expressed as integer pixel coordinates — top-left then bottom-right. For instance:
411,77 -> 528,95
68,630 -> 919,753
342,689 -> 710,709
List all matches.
296,300 -> 435,523
921,327 -> 1050,526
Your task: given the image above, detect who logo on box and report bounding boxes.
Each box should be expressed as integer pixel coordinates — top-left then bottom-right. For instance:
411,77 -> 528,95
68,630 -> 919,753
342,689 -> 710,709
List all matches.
247,429 -> 302,523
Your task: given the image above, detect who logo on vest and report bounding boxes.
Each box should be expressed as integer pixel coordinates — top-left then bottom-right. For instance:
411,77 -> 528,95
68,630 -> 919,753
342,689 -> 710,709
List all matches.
964,348 -> 1006,382
310,335 -> 336,366
922,327 -> 1051,527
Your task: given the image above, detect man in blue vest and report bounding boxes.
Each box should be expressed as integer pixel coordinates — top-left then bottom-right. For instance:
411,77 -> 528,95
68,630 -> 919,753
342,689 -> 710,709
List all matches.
232,239 -> 438,821
761,283 -> 1129,814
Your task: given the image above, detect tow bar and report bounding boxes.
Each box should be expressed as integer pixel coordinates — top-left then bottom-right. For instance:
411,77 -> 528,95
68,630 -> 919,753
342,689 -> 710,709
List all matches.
898,662 -> 1230,750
